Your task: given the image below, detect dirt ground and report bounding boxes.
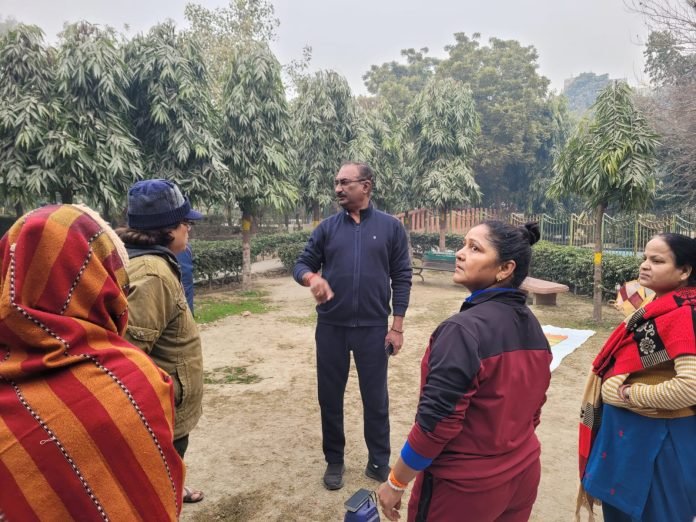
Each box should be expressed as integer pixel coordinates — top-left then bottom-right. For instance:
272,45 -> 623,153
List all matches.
181,270 -> 623,522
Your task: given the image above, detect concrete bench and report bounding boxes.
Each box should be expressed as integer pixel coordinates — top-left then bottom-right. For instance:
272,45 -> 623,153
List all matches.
520,277 -> 569,306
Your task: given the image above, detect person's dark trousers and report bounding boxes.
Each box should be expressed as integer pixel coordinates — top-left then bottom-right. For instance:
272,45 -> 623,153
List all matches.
173,434 -> 189,459
315,323 -> 390,466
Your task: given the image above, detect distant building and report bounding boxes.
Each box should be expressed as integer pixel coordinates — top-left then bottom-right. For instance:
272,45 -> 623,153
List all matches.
563,73 -> 623,114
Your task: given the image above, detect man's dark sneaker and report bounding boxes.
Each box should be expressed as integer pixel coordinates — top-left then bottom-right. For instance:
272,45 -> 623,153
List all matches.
365,462 -> 391,483
323,463 -> 345,490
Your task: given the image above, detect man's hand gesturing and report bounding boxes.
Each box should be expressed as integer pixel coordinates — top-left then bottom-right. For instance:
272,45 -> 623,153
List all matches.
305,273 -> 335,304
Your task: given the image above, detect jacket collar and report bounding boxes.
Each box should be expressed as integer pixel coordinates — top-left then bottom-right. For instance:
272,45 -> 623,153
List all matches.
125,244 -> 182,280
343,201 -> 374,221
460,287 -> 526,311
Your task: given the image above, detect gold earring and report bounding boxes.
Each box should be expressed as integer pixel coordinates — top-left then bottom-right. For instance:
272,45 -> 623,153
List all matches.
496,275 -> 502,282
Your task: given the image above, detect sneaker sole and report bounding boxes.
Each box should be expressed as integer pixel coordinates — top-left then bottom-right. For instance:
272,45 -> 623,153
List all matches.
364,469 -> 388,482
323,479 -> 344,490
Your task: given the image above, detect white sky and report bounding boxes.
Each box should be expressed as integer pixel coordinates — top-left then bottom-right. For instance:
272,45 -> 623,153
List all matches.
2,0 -> 651,94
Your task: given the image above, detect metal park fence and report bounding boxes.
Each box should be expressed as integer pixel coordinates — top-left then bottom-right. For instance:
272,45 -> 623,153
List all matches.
397,208 -> 696,256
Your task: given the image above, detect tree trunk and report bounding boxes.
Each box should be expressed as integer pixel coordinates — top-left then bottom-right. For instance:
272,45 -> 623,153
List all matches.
438,208 -> 447,251
252,209 -> 261,234
283,212 -> 290,232
403,209 -> 413,262
60,188 -> 74,205
295,210 -> 302,231
225,201 -> 233,229
241,207 -> 253,291
102,199 -> 114,227
14,201 -> 24,219
312,201 -> 321,228
592,202 -> 606,322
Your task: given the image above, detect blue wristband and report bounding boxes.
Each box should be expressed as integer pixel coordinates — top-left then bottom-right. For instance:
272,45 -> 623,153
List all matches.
400,441 -> 432,471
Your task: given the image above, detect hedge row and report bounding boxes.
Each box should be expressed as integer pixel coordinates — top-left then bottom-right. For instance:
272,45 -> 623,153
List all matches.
191,232 -> 642,299
409,233 -> 641,298
530,241 -> 641,298
190,231 -> 310,283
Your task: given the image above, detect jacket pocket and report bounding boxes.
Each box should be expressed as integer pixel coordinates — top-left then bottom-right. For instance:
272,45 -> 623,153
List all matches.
176,296 -> 189,339
174,361 -> 189,408
126,325 -> 159,353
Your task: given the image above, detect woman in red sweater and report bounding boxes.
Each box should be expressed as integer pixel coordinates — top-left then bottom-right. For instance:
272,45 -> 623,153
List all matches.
377,221 -> 552,522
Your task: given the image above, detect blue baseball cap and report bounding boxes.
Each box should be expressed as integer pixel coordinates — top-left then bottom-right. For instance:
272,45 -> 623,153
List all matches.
127,179 -> 203,230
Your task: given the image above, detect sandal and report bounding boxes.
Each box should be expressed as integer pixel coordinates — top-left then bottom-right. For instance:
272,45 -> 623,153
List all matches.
183,485 -> 205,503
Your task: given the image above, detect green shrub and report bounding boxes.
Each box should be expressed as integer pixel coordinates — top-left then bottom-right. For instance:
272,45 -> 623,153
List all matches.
191,239 -> 243,283
277,242 -> 306,272
190,231 -> 312,283
409,232 -> 464,255
190,231 -> 640,300
531,241 -> 641,299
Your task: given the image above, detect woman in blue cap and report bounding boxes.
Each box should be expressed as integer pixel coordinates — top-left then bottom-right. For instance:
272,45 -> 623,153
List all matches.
117,179 -> 205,503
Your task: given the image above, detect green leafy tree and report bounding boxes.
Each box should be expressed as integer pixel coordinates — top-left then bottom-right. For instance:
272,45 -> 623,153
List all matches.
0,15 -> 18,35
438,33 -> 555,209
525,94 -> 576,213
363,48 -> 439,119
1,22 -> 142,216
184,0 -> 278,97
350,99 -> 407,213
644,30 -> 695,87
367,33 -> 563,211
629,0 -> 696,62
184,0 -> 312,101
549,81 -> 660,321
407,77 -> 481,251
53,22 -> 142,208
639,32 -> 696,210
125,22 -> 223,203
0,25 -> 56,215
219,42 -> 296,289
291,70 -> 358,225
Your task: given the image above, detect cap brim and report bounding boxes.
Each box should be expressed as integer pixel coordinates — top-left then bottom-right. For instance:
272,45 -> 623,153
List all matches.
185,209 -> 204,221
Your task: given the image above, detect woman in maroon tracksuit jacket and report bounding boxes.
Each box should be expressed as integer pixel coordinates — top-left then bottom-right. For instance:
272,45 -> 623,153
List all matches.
377,221 -> 552,522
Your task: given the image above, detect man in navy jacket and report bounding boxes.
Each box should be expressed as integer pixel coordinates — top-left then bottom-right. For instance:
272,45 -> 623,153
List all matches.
293,162 -> 412,490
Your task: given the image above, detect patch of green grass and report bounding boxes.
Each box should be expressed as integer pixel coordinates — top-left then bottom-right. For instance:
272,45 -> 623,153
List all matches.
204,366 -> 262,385
195,293 -> 270,324
237,290 -> 266,298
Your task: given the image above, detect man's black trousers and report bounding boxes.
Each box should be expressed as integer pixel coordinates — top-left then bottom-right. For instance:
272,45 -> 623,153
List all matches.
315,323 -> 390,467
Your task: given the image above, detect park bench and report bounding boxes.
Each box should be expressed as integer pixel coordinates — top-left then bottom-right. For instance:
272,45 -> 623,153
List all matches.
411,251 -> 456,282
412,251 -> 569,306
519,277 -> 569,306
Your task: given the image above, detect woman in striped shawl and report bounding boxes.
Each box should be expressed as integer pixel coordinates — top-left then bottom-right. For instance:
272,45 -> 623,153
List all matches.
577,233 -> 696,522
0,205 -> 184,521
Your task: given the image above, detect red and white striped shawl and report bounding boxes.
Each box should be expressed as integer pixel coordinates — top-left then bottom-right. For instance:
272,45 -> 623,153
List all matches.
0,205 -> 184,521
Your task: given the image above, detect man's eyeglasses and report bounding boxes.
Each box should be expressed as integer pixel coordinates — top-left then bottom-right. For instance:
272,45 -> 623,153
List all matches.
333,178 -> 368,187
181,220 -> 194,230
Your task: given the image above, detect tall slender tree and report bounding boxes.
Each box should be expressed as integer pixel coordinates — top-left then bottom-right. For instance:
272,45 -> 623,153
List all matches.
1,23 -> 143,215
219,42 -> 296,289
292,70 -> 357,225
184,0 -> 279,100
0,25 -> 56,215
126,22 -> 223,204
52,22 -> 143,208
349,99 -> 406,213
407,77 -> 481,251
549,81 -> 660,321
